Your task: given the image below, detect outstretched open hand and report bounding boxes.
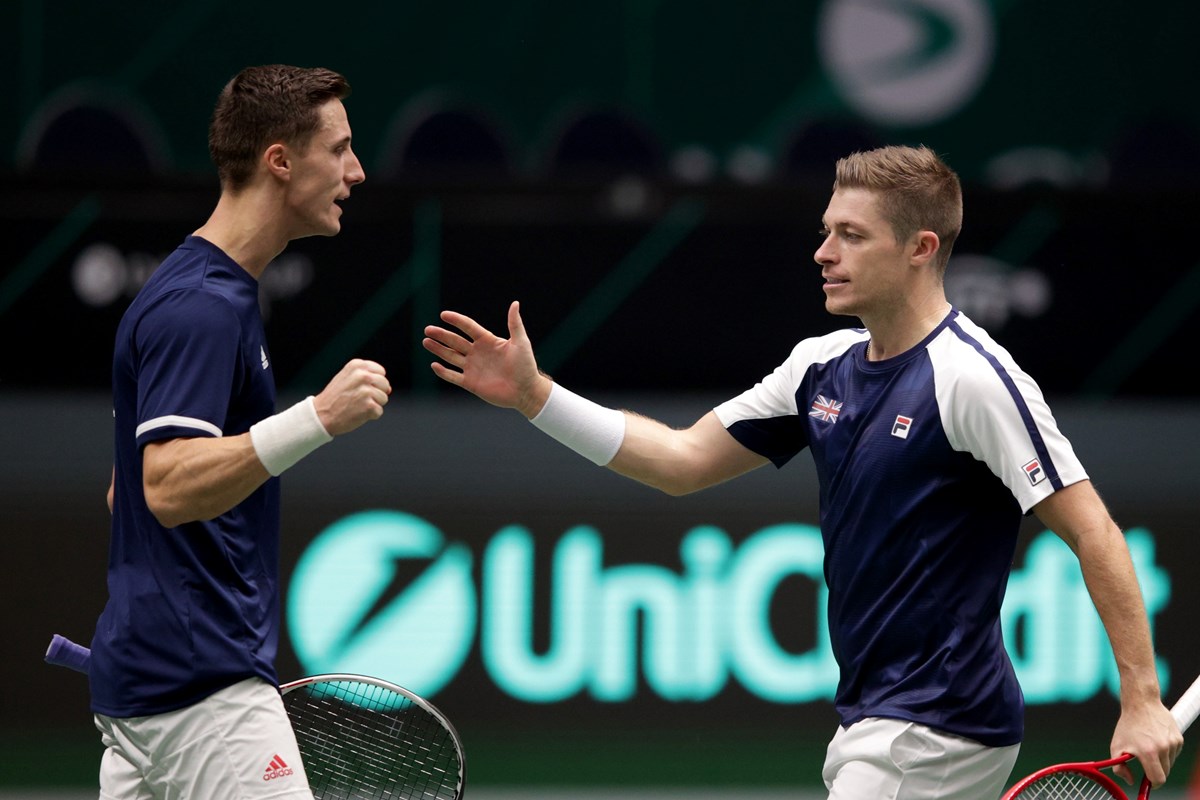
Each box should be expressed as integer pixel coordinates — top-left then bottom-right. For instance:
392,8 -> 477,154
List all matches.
423,301 -> 550,417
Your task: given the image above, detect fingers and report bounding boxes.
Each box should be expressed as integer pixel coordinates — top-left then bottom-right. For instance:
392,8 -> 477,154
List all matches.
429,361 -> 464,387
1145,743 -> 1179,788
438,309 -> 492,341
427,306 -> 519,348
423,341 -> 468,373
317,360 -> 391,436
423,309 -> 493,369
347,358 -> 392,402
1113,745 -> 1177,789
424,323 -> 474,349
422,326 -> 473,364
1137,760 -> 1164,789
424,304 -> 524,382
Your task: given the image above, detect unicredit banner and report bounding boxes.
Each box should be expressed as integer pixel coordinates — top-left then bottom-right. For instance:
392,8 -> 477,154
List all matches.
6,393 -> 1200,787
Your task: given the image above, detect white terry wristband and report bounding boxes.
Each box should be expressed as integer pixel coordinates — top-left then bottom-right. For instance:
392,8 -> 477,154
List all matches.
249,396 -> 333,476
529,383 -> 625,466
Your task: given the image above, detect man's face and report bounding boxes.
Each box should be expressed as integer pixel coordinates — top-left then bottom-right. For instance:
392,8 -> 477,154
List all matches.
284,98 -> 365,238
814,187 -> 914,319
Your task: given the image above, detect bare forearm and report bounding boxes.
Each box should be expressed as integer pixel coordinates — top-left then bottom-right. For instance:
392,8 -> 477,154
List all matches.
608,412 -> 766,496
143,436 -> 269,527
1036,481 -> 1180,785
606,413 -> 701,494
1077,523 -> 1161,700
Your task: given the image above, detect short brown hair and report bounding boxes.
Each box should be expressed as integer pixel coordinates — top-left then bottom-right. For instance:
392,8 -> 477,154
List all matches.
833,145 -> 963,272
208,65 -> 351,191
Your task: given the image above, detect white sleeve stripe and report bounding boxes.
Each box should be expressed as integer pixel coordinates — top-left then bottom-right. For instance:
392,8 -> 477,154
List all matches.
136,415 -> 223,438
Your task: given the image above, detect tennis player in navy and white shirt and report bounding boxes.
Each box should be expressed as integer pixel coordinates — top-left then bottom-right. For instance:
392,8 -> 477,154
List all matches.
713,309 -> 1085,749
89,66 -> 390,800
423,145 -> 1182,799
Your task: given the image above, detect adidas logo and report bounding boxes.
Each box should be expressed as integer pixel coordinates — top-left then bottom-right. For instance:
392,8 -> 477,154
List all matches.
260,346 -> 270,370
263,754 -> 294,781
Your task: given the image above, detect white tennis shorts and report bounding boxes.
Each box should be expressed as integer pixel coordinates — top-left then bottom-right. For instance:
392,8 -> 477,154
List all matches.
822,717 -> 1020,800
94,676 -> 314,800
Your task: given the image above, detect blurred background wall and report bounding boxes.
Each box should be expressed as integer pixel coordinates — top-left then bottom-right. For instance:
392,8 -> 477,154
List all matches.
3,1 -> 1199,796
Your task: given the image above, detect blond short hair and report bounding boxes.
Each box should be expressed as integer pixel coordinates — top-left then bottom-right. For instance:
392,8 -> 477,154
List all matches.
834,145 -> 963,272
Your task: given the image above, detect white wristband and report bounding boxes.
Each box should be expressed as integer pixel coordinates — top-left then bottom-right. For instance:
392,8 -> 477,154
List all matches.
529,383 -> 625,466
249,396 -> 333,476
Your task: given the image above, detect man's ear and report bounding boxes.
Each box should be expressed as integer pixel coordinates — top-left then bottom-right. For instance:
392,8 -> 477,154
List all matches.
910,230 -> 941,267
264,143 -> 290,180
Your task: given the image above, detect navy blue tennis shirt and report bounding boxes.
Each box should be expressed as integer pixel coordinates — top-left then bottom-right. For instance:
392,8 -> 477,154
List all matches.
91,235 -> 282,717
714,309 -> 1087,747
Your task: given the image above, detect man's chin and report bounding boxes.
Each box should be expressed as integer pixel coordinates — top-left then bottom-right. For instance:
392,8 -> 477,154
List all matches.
312,217 -> 342,238
289,221 -> 341,242
824,299 -> 856,317
318,206 -> 343,236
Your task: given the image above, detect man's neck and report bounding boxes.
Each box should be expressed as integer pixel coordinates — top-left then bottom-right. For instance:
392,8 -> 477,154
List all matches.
862,298 -> 951,361
193,189 -> 288,278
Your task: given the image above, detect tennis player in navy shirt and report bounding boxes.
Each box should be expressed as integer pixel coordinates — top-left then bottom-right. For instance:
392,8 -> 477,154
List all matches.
422,145 -> 1182,799
91,65 -> 390,800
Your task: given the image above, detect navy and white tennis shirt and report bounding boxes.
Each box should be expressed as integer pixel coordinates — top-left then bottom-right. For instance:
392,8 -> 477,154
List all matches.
91,235 -> 281,718
714,308 -> 1087,747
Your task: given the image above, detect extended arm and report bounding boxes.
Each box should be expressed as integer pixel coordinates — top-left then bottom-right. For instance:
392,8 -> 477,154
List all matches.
423,301 -> 768,494
1033,480 -> 1183,788
143,358 -> 390,527
610,410 -> 766,495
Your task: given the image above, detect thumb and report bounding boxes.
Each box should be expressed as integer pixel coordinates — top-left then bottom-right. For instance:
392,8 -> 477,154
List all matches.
508,300 -> 526,342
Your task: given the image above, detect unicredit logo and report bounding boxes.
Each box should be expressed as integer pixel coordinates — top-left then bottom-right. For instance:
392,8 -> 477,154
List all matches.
287,510 -> 477,699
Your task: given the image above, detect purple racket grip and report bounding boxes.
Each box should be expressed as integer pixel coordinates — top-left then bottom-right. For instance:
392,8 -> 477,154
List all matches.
46,634 -> 91,675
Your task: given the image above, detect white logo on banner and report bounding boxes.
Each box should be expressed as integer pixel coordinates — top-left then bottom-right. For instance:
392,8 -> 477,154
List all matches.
818,0 -> 994,126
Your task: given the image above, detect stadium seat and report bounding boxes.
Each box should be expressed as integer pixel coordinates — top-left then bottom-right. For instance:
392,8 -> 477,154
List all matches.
542,107 -> 665,178
18,92 -> 168,175
779,118 -> 885,181
381,102 -> 511,181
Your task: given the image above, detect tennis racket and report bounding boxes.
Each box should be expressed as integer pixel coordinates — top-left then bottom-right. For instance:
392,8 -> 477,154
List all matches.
1001,671 -> 1200,800
45,634 -> 466,800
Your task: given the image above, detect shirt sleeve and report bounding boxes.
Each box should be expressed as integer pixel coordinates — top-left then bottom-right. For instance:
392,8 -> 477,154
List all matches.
713,340 -> 812,468
932,334 -> 1088,513
132,289 -> 242,447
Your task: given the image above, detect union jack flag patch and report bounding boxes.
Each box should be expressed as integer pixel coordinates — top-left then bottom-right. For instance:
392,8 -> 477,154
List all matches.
809,395 -> 842,423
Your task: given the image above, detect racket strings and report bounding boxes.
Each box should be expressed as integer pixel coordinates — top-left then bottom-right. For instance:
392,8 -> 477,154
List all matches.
284,679 -> 463,800
1009,770 -> 1127,800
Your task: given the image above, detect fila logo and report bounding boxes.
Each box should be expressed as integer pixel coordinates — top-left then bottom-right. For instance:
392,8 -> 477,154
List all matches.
1023,458 -> 1046,486
263,754 -> 294,781
260,346 -> 270,370
891,415 -> 913,439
